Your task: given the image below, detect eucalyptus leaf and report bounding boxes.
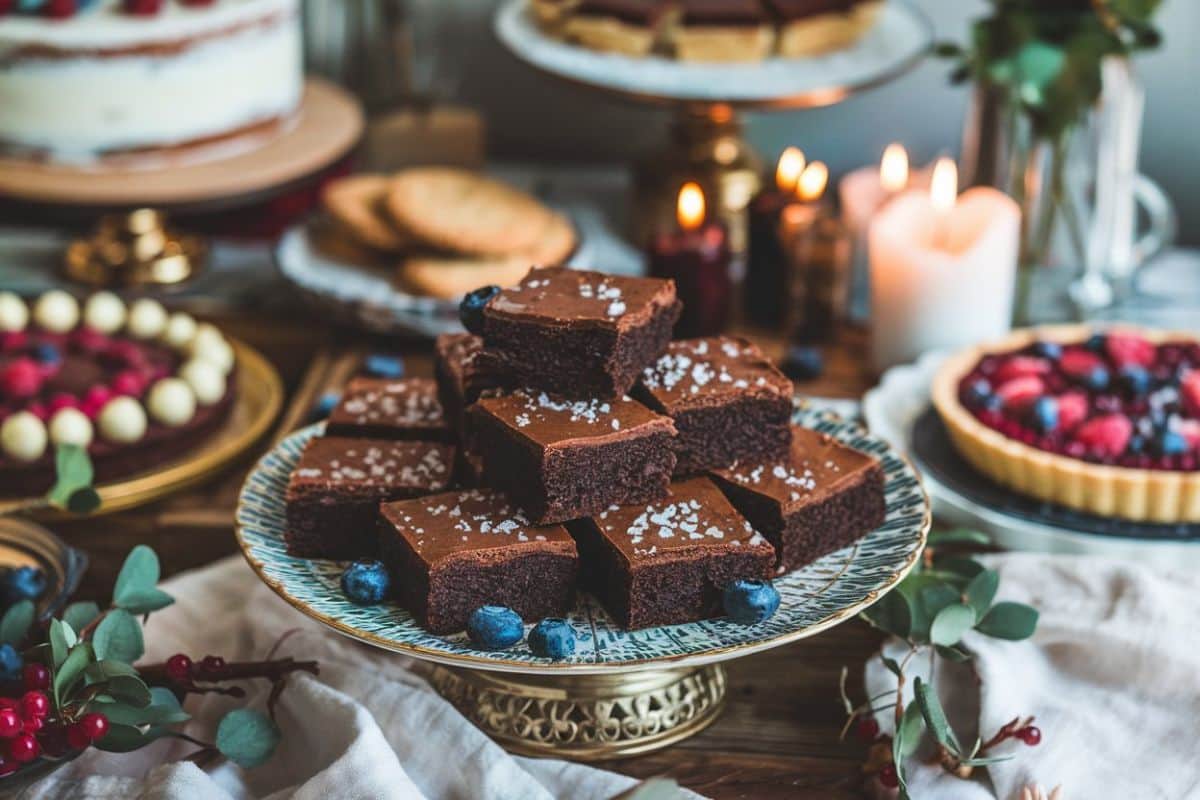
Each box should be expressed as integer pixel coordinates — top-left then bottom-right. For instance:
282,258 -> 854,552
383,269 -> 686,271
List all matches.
113,546 -> 161,609
54,643 -> 94,698
105,674 -> 152,708
914,677 -> 962,754
0,601 -> 34,646
49,619 -> 75,669
46,445 -> 95,511
896,701 -> 925,759
965,570 -> 1000,618
92,610 -> 144,664
860,590 -> 911,639
936,556 -> 987,581
114,588 -> 175,616
216,709 -> 281,769
91,698 -> 189,727
976,602 -> 1039,640
95,722 -> 166,754
919,584 -> 960,620
84,660 -> 141,684
63,602 -> 101,634
931,604 -> 977,648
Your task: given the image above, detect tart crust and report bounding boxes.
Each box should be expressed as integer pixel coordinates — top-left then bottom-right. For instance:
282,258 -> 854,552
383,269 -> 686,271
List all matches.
931,324 -> 1200,523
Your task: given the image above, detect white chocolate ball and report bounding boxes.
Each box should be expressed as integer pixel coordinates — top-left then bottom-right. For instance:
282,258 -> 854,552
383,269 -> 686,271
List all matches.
162,312 -> 197,350
147,378 -> 196,428
82,292 -> 126,334
126,298 -> 168,340
0,293 -> 28,333
190,323 -> 225,354
193,336 -> 234,376
98,397 -> 147,444
33,291 -> 79,334
48,408 -> 94,448
1,411 -> 48,462
179,359 -> 226,406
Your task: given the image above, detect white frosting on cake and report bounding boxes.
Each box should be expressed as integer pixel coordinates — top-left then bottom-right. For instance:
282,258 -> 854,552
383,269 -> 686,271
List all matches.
0,0 -> 302,161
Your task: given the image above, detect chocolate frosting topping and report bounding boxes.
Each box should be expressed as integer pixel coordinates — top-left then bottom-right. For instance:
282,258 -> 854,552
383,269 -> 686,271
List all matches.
329,377 -> 445,430
474,390 -> 673,447
289,437 -> 453,492
485,267 -> 677,331
638,336 -> 793,410
680,0 -> 767,25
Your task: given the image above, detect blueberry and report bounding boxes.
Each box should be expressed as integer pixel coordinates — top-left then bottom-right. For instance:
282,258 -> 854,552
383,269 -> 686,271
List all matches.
2,566 -> 46,605
310,391 -> 341,422
528,618 -> 576,660
34,343 -> 61,366
1128,434 -> 1146,454
0,644 -> 21,681
963,378 -> 994,410
458,285 -> 501,335
1084,366 -> 1111,392
1119,365 -> 1151,395
363,354 -> 404,379
1031,341 -> 1063,361
1085,333 -> 1107,353
340,560 -> 390,606
723,579 -> 781,625
782,346 -> 824,381
1029,396 -> 1059,433
1154,430 -> 1188,457
466,606 -> 523,650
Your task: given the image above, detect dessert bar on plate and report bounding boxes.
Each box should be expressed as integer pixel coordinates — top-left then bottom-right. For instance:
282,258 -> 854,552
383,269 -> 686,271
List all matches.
668,0 -> 776,62
433,333 -> 503,440
570,476 -> 776,629
710,425 -> 885,572
471,389 -> 677,524
284,437 -> 455,559
326,377 -> 453,442
561,0 -> 672,56
477,267 -> 681,399
635,336 -> 793,475
379,488 -> 578,634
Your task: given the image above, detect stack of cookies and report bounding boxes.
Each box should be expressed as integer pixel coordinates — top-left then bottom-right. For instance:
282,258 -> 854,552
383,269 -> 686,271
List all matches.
320,168 -> 576,300
284,267 -> 885,637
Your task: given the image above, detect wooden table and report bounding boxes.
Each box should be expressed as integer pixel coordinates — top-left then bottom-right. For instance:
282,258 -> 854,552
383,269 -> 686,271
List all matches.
53,313 -> 885,799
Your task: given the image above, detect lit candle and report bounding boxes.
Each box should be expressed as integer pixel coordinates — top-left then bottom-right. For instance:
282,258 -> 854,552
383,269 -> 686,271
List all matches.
745,147 -> 806,327
647,181 -> 733,337
868,158 -> 1021,371
778,161 -> 850,345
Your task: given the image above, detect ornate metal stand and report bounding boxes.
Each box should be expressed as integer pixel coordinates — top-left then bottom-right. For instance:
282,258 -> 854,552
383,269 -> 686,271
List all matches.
429,663 -> 727,760
64,208 -> 207,288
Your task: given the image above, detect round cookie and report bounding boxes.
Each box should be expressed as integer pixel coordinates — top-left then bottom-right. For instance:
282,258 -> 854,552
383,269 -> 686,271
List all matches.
323,174 -> 411,254
384,168 -> 553,258
397,255 -> 537,300
523,211 -> 577,267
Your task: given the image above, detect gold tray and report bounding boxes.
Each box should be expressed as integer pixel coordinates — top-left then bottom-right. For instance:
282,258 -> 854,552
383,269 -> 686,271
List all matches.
0,338 -> 283,518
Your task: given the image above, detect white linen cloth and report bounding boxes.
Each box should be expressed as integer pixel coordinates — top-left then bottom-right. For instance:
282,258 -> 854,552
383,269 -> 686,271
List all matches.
866,553 -> 1200,800
24,557 -> 703,800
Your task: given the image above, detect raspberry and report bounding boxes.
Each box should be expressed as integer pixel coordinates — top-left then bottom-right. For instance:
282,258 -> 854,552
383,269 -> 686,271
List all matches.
1056,392 -> 1089,431
110,369 -> 147,398
0,358 -> 43,400
994,356 -> 1052,384
1180,370 -> 1200,416
996,376 -> 1045,410
1105,333 -> 1155,368
1073,414 -> 1133,457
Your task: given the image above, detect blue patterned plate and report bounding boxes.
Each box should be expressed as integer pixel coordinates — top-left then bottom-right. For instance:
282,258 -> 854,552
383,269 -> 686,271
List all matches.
235,407 -> 929,674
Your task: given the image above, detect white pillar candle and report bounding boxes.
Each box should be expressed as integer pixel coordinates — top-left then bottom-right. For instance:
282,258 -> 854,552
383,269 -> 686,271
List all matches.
868,159 -> 1020,371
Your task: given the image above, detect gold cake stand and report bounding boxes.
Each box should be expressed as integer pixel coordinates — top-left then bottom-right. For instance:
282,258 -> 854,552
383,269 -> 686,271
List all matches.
0,339 -> 283,518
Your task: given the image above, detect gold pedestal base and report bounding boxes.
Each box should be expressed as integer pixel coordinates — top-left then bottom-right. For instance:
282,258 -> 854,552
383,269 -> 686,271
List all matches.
429,663 -> 727,760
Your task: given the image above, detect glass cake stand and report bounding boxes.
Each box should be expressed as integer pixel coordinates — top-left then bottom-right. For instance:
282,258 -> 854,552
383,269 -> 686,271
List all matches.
493,0 -> 933,255
235,406 -> 930,760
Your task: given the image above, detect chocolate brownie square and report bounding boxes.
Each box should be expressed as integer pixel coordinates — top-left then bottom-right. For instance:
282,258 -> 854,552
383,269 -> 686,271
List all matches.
471,390 -> 677,524
378,488 -> 578,634
433,333 -> 504,437
478,267 -> 682,399
569,476 -> 776,629
634,336 -> 794,475
284,436 -> 455,559
710,426 -> 885,573
326,377 -> 452,442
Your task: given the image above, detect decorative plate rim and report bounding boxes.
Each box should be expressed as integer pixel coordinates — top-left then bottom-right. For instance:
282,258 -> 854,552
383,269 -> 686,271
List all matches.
235,410 -> 930,675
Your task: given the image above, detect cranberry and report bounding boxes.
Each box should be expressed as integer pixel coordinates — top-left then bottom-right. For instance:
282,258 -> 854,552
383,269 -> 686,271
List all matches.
1018,725 -> 1042,745
0,709 -> 20,739
21,691 -> 48,720
21,664 -> 49,692
878,763 -> 899,789
855,715 -> 880,743
7,732 -> 39,763
43,0 -> 76,18
199,655 -> 226,674
80,385 -> 113,419
165,653 -> 193,683
77,712 -> 108,742
66,723 -> 91,750
21,715 -> 42,734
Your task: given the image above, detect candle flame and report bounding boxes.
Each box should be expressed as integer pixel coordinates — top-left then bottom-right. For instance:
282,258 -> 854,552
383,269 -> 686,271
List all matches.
796,161 -> 828,202
775,147 -> 805,192
677,182 -> 705,231
879,143 -> 909,193
930,157 -> 958,213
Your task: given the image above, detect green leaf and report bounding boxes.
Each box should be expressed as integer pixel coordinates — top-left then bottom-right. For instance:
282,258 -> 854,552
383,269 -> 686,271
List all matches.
959,754 -> 1015,767
881,656 -> 903,678
85,660 -> 141,685
935,557 -> 986,583
927,529 -> 991,548
860,590 -> 911,639
95,722 -> 166,754
914,677 -> 961,754
0,601 -> 34,646
114,588 -> 174,616
113,546 -> 162,609
105,674 -> 152,707
1015,41 -> 1067,97
895,701 -> 925,759
919,584 -> 960,620
976,602 -> 1039,640
965,570 -> 1000,618
92,610 -> 144,664
935,644 -> 972,663
63,602 -> 101,634
931,604 -> 977,648
49,619 -> 76,669
46,445 -> 95,511
54,642 -> 94,698
216,709 -> 281,769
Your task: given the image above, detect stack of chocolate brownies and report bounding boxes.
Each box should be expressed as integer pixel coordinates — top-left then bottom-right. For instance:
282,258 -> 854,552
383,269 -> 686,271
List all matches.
285,267 -> 885,636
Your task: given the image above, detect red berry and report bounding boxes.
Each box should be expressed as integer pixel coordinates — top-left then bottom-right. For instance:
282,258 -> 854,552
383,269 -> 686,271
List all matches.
21,691 -> 48,721
199,655 -> 226,674
104,340 -> 146,369
0,332 -> 27,352
80,385 -> 112,419
0,358 -> 43,400
995,356 -> 1052,384
70,327 -> 108,354
26,401 -> 48,421
21,715 -> 42,734
0,709 -> 20,739
1181,370 -> 1200,416
66,722 -> 91,750
8,732 -> 39,763
45,393 -> 78,415
78,712 -> 108,742
996,376 -> 1045,410
1178,420 -> 1200,453
110,369 -> 146,397
855,715 -> 880,743
878,763 -> 899,789
1073,414 -> 1133,458
21,664 -> 49,693
1105,333 -> 1155,368
165,653 -> 192,683
1019,725 -> 1042,746
1056,392 -> 1089,431
1060,348 -> 1105,380
123,0 -> 163,14
43,0 -> 76,18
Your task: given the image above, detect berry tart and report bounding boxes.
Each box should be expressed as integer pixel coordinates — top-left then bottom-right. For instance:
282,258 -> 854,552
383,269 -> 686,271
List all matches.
0,290 -> 237,496
932,326 -> 1200,523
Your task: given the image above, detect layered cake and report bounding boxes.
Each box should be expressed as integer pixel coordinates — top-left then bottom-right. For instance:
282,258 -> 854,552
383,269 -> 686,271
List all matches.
0,0 -> 303,164
668,0 -> 775,62
326,377 -> 452,443
765,0 -> 882,57
561,0 -> 671,56
0,290 -> 237,495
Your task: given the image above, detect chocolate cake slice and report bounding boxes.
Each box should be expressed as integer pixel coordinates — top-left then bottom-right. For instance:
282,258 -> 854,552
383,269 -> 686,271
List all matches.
634,336 -> 793,475
326,377 -> 452,442
284,436 -> 456,560
378,488 -> 578,634
569,476 -> 776,629
471,389 -> 677,524
710,425 -> 885,573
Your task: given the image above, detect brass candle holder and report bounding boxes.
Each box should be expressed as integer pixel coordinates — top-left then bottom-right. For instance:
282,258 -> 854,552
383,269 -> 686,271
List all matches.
64,208 -> 207,288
